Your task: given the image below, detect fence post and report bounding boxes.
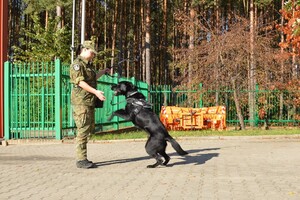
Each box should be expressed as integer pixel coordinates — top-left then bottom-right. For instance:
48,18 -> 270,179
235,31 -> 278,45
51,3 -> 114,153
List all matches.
255,84 -> 259,127
55,59 -> 62,139
41,87 -> 45,129
199,83 -> 203,108
4,61 -> 11,140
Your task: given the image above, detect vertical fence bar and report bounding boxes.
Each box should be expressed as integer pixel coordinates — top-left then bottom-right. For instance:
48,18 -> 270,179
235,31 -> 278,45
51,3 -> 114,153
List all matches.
20,63 -> 24,138
31,62 -> 35,136
255,84 -> 259,127
13,63 -> 17,138
17,63 -> 21,138
26,63 -> 30,138
199,83 -> 203,108
51,62 -> 55,135
41,62 -> 45,136
41,87 -> 45,130
4,61 -> 11,139
55,59 -> 62,139
45,62 -> 48,133
16,63 -> 20,138
21,63 -> 25,138
18,63 -> 21,138
0,0 -> 8,139
36,62 -> 40,136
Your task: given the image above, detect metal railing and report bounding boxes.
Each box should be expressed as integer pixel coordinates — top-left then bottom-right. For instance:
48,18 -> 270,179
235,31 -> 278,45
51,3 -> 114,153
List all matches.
4,59 -> 299,140
4,59 -> 148,140
150,84 -> 300,127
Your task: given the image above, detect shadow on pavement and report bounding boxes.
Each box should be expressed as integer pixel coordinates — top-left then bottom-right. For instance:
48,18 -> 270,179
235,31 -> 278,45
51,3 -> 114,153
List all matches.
94,147 -> 220,167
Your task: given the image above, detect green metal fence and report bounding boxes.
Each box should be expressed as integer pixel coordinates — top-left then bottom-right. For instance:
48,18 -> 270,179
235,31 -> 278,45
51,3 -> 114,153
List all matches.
4,59 -> 148,140
150,84 -> 300,127
4,59 -> 300,140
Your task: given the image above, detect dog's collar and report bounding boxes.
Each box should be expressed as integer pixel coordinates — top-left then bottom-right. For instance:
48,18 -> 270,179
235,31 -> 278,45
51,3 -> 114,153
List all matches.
126,91 -> 138,98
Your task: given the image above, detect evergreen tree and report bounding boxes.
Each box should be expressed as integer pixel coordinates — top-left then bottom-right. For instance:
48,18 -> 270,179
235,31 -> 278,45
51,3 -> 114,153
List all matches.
13,13 -> 71,63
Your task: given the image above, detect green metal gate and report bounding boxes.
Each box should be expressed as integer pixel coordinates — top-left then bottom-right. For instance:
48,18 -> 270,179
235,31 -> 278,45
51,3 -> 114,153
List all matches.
4,59 -> 148,140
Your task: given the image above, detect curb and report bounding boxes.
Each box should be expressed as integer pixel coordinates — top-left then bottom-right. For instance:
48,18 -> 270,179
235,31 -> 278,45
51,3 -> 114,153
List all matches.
1,134 -> 300,146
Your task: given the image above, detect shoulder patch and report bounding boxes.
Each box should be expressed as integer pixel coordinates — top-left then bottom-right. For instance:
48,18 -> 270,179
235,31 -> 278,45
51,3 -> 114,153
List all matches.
73,64 -> 80,71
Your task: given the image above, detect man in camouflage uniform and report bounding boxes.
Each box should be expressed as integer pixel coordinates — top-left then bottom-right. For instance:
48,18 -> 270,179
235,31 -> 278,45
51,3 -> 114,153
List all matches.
70,40 -> 108,169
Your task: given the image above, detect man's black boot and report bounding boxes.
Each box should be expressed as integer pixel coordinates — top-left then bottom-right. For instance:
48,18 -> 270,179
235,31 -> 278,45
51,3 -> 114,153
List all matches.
86,159 -> 93,164
76,159 -> 95,169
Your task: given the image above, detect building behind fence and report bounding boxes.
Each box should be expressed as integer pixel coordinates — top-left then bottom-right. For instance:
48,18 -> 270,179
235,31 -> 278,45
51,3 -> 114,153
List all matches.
3,60 -> 300,140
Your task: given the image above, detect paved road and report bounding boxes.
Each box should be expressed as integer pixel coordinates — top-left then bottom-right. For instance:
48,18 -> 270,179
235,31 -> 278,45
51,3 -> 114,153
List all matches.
1,136 -> 300,200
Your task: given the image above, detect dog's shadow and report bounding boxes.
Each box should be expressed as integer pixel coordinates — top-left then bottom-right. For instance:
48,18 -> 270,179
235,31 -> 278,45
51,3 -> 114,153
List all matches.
164,148 -> 219,167
94,148 -> 220,167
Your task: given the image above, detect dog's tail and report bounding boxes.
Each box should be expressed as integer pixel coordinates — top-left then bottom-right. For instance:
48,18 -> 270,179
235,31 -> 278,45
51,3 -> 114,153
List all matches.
166,136 -> 188,156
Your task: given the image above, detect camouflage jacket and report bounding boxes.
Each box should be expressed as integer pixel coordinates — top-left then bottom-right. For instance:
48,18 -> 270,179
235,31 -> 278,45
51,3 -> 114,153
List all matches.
70,56 -> 97,106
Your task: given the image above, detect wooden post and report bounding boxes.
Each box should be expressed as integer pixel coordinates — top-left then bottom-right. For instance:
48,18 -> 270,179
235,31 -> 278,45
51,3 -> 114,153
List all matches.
0,0 -> 8,138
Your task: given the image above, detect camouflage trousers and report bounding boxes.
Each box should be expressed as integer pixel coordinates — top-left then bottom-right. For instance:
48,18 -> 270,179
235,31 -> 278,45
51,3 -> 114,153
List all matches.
72,105 -> 95,161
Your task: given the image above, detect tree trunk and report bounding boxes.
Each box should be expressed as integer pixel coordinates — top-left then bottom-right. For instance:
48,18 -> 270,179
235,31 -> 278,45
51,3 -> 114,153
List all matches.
110,0 -> 119,74
56,6 -> 62,29
145,0 -> 151,90
232,79 -> 245,130
188,8 -> 195,106
91,0 -> 96,36
163,0 -> 168,105
249,0 -> 256,127
215,0 -> 220,105
141,0 -> 146,81
45,10 -> 49,29
279,0 -> 284,120
291,2 -> 297,121
104,0 -> 107,69
133,0 -> 140,79
118,0 -> 124,77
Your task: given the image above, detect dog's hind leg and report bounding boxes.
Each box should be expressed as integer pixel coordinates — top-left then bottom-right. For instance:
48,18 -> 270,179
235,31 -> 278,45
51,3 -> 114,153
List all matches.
145,138 -> 164,168
147,154 -> 163,168
160,151 -> 170,166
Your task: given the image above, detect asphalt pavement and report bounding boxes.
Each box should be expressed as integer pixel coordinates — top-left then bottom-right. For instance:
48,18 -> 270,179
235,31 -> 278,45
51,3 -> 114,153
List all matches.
1,135 -> 300,200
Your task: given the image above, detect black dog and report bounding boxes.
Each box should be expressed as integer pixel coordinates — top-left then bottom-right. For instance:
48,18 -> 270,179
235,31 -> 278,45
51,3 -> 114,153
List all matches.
108,81 -> 188,168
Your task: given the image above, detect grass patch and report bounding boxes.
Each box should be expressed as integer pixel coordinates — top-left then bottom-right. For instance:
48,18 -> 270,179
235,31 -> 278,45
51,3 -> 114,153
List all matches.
91,127 -> 300,140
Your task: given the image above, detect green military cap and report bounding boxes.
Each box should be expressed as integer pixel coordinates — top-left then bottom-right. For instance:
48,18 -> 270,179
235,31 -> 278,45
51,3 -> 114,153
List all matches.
82,40 -> 97,54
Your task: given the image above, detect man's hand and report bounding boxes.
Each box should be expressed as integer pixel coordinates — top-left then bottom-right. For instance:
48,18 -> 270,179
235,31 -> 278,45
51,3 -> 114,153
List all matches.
94,90 -> 106,101
78,80 -> 106,101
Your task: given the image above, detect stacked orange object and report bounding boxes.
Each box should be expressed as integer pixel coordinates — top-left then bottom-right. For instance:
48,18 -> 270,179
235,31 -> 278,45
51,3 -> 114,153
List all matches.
160,106 -> 226,130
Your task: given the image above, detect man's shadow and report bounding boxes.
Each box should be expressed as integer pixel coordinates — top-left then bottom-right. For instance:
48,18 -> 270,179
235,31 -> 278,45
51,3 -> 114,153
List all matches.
94,148 -> 220,167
